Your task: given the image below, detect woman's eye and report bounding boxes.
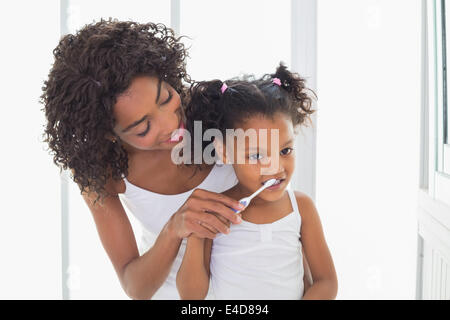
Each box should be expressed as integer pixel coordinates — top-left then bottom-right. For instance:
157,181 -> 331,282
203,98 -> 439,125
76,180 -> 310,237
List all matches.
280,147 -> 293,156
137,121 -> 150,137
160,89 -> 173,106
249,153 -> 264,161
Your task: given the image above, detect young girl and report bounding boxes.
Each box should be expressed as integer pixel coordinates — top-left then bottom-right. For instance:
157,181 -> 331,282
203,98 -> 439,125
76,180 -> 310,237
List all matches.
176,64 -> 338,299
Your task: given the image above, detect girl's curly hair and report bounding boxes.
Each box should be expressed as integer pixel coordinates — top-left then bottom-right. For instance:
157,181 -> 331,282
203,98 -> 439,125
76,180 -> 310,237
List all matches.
184,63 -> 316,162
41,19 -> 190,203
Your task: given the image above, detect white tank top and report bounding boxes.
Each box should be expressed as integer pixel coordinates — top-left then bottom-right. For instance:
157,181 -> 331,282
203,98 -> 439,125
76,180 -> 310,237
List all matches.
210,188 -> 304,300
118,163 -> 238,299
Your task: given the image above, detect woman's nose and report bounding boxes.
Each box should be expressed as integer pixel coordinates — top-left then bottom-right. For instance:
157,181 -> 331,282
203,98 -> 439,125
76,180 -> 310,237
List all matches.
158,111 -> 180,139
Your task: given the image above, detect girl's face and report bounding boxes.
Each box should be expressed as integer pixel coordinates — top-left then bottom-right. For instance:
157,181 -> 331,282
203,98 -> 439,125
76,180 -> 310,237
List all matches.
227,112 -> 296,203
112,76 -> 184,152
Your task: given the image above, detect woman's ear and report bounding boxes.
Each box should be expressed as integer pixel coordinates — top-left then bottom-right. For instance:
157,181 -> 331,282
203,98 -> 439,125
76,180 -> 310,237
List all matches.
105,133 -> 117,143
213,138 -> 228,164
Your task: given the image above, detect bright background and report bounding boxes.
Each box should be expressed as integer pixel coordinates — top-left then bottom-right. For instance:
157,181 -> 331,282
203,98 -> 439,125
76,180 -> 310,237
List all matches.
0,0 -> 421,299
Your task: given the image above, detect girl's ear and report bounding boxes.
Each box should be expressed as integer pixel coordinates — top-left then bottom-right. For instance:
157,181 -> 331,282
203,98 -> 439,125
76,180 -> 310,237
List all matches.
213,138 -> 228,164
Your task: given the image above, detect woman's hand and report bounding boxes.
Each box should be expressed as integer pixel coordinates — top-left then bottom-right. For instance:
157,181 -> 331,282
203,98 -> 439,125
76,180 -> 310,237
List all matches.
169,188 -> 244,240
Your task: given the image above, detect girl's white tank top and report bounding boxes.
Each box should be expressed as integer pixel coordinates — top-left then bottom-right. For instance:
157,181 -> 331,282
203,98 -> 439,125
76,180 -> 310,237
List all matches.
118,163 -> 238,299
210,188 -> 304,300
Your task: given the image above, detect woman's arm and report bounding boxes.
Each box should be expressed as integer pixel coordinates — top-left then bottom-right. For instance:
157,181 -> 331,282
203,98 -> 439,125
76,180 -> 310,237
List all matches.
295,191 -> 338,300
176,236 -> 213,299
83,181 -> 241,300
82,186 -> 181,300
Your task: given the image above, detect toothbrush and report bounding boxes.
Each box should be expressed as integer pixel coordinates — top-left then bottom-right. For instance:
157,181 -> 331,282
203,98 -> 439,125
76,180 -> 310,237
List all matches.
232,178 -> 278,213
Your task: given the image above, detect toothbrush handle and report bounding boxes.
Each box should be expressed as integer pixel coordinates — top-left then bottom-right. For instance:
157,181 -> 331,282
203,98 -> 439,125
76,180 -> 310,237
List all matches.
247,182 -> 272,202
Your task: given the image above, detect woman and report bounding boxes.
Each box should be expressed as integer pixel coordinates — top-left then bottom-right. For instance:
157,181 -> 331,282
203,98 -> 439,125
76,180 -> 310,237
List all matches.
41,19 -> 311,299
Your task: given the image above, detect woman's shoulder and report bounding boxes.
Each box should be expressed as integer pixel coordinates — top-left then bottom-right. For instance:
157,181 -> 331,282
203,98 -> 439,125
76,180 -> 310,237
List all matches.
71,167 -> 126,197
92,170 -> 127,195
109,176 -> 126,194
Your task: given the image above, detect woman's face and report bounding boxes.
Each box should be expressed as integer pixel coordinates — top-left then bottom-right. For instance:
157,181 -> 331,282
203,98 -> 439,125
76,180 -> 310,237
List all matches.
112,76 -> 184,152
227,113 -> 296,202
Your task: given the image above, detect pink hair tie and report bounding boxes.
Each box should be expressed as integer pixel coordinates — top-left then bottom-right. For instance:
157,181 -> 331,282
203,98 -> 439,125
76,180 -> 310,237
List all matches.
272,78 -> 282,86
221,83 -> 228,94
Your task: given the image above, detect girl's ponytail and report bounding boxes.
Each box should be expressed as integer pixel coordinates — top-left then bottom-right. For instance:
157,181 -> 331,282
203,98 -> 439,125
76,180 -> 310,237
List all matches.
272,63 -> 315,114
264,62 -> 316,128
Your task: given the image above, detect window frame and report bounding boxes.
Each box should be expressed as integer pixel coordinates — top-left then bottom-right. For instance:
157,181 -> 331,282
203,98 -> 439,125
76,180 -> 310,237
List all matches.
428,0 -> 450,207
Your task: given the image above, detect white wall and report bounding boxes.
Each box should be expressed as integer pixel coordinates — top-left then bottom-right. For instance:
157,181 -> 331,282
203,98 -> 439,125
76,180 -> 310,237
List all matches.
316,0 -> 421,299
0,1 -> 61,299
181,0 -> 291,81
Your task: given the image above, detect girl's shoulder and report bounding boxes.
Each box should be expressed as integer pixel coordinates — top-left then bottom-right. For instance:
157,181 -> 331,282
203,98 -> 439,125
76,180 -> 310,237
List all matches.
292,190 -> 311,201
292,190 -> 318,222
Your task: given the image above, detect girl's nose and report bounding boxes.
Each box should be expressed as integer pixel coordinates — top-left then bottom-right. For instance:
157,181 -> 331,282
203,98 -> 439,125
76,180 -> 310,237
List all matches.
260,155 -> 284,176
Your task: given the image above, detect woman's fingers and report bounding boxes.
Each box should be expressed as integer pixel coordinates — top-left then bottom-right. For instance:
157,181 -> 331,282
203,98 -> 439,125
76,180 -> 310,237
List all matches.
192,189 -> 244,223
210,212 -> 231,228
199,220 -> 221,234
203,199 -> 241,225
178,189 -> 245,239
196,212 -> 241,236
196,198 -> 242,226
191,210 -> 230,234
188,220 -> 217,239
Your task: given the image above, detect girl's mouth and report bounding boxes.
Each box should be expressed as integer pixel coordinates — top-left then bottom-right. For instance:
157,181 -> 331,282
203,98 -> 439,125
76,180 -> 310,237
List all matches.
262,178 -> 285,190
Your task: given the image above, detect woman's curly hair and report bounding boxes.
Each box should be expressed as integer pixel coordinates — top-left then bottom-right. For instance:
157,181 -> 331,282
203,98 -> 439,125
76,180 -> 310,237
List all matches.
41,19 -> 190,204
184,62 -> 316,162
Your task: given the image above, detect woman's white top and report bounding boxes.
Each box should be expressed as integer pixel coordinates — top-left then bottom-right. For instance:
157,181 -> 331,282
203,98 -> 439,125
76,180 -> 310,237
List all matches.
210,188 -> 304,300
118,163 -> 238,299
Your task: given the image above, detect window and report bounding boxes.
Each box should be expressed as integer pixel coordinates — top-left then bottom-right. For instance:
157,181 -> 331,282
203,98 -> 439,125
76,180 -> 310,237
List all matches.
441,0 -> 450,176
417,0 -> 450,300
444,1 -> 449,146
432,0 -> 450,205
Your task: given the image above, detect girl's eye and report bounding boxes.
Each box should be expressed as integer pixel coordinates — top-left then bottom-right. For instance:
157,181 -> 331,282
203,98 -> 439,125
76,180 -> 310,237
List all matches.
249,153 -> 264,161
137,121 -> 150,137
281,147 -> 293,156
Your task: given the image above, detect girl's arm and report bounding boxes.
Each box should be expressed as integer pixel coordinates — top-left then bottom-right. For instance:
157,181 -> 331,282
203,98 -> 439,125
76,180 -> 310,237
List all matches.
176,236 -> 213,300
295,191 -> 338,300
302,247 -> 313,293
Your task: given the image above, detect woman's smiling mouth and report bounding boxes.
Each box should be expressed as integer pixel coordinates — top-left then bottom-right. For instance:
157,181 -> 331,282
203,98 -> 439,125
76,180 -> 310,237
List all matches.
163,120 -> 185,143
